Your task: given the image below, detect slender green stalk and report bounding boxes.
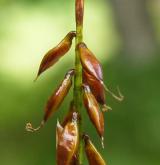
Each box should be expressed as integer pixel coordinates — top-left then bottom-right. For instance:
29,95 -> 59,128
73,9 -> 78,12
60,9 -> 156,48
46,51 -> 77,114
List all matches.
74,0 -> 84,164
74,25 -> 83,164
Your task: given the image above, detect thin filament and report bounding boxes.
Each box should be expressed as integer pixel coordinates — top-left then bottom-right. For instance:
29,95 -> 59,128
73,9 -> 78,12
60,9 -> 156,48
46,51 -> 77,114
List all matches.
102,81 -> 124,102
102,104 -> 112,112
25,121 -> 44,132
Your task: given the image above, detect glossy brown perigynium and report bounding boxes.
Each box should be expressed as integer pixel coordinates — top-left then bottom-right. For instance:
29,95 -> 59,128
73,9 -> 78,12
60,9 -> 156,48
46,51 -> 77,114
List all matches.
83,70 -> 107,108
56,113 -> 79,165
36,31 -> 76,80
83,84 -> 104,142
84,135 -> 106,165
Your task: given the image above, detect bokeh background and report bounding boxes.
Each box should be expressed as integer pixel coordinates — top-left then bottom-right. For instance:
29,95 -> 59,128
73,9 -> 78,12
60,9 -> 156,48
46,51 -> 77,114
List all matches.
0,0 -> 160,164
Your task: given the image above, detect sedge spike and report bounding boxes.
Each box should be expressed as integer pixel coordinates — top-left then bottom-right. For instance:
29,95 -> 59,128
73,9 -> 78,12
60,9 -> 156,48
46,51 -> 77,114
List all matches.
26,0 -> 122,164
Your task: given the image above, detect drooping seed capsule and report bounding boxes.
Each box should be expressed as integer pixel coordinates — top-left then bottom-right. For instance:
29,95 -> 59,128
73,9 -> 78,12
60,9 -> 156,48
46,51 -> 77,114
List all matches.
78,42 -> 124,102
83,70 -> 111,112
61,102 -> 79,165
84,135 -> 107,165
77,42 -> 103,81
35,31 -> 76,80
56,121 -> 78,165
83,70 -> 112,112
56,112 -> 79,165
83,69 -> 105,104
83,84 -> 104,145
26,69 -> 74,132
43,69 -> 74,122
76,0 -> 84,26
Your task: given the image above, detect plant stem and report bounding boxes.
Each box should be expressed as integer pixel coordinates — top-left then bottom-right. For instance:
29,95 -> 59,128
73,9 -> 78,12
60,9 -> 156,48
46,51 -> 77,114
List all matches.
74,0 -> 84,164
74,25 -> 83,165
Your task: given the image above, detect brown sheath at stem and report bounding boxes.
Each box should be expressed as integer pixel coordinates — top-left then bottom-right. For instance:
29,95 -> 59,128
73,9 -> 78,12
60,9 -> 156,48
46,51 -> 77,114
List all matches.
56,112 -> 79,165
26,69 -> 74,132
76,0 -> 84,26
35,31 -> 76,80
62,101 -> 77,127
84,135 -> 107,165
83,84 -> 104,146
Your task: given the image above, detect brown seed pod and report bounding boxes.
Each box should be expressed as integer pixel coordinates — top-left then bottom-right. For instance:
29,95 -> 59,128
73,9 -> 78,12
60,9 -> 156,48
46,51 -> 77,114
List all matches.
61,102 -> 79,165
83,84 -> 104,145
83,70 -> 112,112
84,135 -> 107,165
83,70 -> 106,105
35,31 -> 76,80
77,42 -> 103,81
43,69 -> 74,122
26,69 -> 74,132
76,0 -> 84,26
56,112 -> 79,165
78,42 -> 124,102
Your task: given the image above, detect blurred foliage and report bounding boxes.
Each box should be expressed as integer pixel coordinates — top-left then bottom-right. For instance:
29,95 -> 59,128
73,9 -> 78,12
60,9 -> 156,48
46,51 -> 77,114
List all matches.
0,0 -> 160,165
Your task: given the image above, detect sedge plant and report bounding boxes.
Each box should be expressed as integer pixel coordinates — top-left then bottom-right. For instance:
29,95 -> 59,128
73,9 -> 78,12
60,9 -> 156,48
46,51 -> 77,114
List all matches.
26,0 -> 123,164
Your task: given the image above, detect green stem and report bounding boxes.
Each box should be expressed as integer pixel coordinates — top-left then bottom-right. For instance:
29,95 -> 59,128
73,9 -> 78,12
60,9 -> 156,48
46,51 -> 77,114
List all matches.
74,25 -> 83,164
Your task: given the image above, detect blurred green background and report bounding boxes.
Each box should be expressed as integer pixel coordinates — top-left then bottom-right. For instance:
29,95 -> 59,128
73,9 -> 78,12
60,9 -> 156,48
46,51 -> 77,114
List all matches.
0,0 -> 160,164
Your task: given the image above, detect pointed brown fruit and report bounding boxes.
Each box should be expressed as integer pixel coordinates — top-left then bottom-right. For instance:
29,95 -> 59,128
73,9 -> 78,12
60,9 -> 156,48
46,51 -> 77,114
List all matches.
83,84 -> 104,140
26,69 -> 74,132
44,69 -> 74,122
78,42 -> 124,102
84,135 -> 107,165
35,31 -> 76,80
56,112 -> 79,165
83,69 -> 106,105
78,42 -> 103,81
83,70 -> 112,112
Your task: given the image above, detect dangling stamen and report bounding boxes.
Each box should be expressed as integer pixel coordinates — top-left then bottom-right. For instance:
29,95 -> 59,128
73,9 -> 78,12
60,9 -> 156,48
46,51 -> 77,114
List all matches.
101,82 -> 124,102
102,104 -> 112,112
25,121 -> 44,132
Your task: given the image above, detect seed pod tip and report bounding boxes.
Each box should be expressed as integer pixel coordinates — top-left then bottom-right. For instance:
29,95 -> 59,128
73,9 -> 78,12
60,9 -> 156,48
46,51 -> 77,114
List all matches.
33,76 -> 38,82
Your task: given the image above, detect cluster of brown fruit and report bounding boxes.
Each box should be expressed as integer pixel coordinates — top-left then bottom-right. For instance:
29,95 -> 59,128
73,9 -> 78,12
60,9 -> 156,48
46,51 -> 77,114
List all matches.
26,0 -> 123,164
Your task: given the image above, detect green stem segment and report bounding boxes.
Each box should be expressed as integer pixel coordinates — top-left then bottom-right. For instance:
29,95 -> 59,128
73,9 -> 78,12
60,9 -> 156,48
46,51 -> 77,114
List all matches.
74,0 -> 84,164
74,25 -> 83,164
